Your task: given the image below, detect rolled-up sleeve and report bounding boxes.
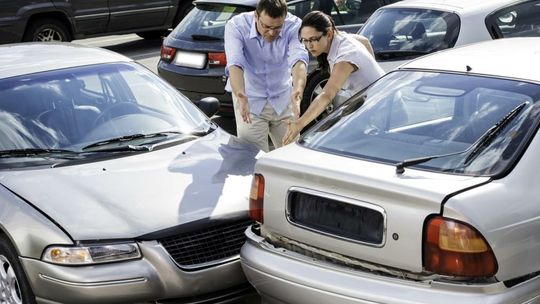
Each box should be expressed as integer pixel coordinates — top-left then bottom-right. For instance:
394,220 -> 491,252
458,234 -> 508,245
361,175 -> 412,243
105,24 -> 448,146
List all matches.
287,20 -> 309,69
224,19 -> 245,76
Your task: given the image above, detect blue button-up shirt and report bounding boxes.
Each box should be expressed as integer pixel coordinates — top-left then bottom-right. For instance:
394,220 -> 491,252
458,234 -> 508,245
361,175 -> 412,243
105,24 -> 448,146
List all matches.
224,12 -> 308,116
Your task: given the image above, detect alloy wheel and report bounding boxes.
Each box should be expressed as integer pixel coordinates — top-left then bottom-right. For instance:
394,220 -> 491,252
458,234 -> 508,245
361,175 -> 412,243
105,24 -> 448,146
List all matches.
0,255 -> 22,304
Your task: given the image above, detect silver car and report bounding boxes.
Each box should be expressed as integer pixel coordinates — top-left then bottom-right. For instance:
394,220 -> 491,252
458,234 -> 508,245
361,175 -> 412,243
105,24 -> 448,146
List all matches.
0,43 -> 261,303
241,37 -> 540,303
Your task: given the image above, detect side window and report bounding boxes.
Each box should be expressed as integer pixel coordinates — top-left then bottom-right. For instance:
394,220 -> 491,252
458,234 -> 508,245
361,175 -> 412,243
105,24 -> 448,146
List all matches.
287,0 -> 316,20
340,0 -> 383,25
487,0 -> 540,38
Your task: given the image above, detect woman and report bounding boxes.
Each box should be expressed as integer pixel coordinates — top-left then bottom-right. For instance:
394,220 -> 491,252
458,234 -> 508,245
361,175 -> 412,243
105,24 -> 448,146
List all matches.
282,11 -> 384,145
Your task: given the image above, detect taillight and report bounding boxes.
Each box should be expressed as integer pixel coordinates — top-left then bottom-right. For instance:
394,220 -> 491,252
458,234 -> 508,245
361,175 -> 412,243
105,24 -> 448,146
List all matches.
249,174 -> 265,223
160,45 -> 176,62
424,216 -> 498,277
208,52 -> 227,67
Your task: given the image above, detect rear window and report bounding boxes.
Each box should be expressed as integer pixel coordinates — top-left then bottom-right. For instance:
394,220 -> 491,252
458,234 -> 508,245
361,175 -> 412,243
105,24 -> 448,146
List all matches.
486,0 -> 540,38
360,8 -> 460,61
300,71 -> 540,176
171,4 -> 250,41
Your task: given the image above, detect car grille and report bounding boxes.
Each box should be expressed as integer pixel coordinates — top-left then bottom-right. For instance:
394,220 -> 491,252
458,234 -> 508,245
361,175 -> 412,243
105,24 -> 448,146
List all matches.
287,190 -> 385,246
158,219 -> 252,270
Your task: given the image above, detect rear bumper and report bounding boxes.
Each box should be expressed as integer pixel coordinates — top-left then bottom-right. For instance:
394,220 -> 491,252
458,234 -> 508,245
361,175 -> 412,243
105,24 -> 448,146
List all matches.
241,226 -> 540,304
23,241 -> 248,304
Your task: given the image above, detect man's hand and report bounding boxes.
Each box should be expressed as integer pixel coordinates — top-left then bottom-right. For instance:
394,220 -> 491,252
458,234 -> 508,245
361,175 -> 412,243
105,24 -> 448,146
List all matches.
282,119 -> 302,145
290,89 -> 302,119
236,92 -> 251,123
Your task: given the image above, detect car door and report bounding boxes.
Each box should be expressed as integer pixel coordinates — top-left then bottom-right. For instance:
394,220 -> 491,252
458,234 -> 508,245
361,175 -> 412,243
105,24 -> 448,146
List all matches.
107,0 -> 172,32
52,0 -> 109,35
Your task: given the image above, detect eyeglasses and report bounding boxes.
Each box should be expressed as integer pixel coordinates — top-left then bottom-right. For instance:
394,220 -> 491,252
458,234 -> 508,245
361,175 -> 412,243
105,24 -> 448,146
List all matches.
300,34 -> 325,45
258,18 -> 284,32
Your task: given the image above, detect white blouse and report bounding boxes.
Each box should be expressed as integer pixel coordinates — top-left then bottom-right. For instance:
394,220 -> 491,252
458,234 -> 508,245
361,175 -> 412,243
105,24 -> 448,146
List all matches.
327,32 -> 384,98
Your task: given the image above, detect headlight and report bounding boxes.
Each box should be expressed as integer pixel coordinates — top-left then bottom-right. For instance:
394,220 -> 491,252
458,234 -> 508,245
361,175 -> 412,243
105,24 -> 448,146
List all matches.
42,243 -> 141,265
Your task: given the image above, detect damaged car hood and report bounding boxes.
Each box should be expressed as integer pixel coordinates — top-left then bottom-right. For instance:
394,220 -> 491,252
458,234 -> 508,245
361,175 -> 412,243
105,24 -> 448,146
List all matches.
0,130 -> 262,240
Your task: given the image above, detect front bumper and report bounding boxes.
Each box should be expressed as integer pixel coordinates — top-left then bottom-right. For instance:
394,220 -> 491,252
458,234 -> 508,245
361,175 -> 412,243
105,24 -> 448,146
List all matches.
22,241 -> 248,304
241,226 -> 540,304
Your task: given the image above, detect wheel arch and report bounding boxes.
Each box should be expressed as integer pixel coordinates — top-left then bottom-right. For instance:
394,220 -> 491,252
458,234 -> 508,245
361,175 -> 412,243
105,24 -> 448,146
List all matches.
24,11 -> 74,41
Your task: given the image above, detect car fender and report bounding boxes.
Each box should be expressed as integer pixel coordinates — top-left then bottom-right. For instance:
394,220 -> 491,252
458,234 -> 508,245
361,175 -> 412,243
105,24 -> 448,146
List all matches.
0,183 -> 72,259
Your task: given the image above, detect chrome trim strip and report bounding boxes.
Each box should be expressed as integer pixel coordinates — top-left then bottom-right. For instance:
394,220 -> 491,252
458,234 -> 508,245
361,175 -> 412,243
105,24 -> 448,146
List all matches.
175,255 -> 240,270
39,274 -> 147,287
74,13 -> 109,20
110,6 -> 172,16
285,187 -> 387,248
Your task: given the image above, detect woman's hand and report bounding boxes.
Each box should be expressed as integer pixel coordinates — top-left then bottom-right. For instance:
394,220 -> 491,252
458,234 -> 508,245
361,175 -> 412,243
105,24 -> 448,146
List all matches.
283,119 -> 302,145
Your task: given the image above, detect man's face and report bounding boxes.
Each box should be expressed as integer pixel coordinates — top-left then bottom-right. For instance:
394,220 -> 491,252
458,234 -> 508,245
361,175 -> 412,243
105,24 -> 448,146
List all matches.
256,11 -> 285,42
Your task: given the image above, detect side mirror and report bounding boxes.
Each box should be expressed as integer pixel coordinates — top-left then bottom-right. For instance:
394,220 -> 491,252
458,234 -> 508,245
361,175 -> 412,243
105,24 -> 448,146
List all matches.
195,97 -> 220,117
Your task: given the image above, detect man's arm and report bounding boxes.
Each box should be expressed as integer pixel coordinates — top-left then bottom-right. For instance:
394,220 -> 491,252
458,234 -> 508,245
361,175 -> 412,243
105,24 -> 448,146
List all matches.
224,18 -> 251,123
228,65 -> 251,123
290,61 -> 307,118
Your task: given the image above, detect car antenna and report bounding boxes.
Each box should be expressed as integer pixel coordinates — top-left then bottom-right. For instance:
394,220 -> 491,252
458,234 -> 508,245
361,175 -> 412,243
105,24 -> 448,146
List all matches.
466,65 -> 472,72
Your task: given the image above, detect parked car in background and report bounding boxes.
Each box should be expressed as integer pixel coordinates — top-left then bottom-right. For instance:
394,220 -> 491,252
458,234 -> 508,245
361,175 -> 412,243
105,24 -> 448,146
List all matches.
0,0 -> 195,44
304,0 -> 540,121
241,37 -> 540,303
0,42 -> 261,303
158,0 -> 398,116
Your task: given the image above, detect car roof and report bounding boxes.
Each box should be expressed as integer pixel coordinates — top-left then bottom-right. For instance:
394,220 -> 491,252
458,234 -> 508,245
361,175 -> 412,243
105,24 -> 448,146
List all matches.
400,37 -> 540,83
194,0 -> 301,8
194,0 -> 258,7
384,0 -> 525,13
0,42 -> 132,80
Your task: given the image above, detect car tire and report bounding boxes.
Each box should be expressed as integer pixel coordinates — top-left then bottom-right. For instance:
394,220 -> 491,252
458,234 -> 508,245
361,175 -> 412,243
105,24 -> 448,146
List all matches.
301,69 -> 331,129
23,18 -> 71,42
136,30 -> 168,40
0,235 -> 36,304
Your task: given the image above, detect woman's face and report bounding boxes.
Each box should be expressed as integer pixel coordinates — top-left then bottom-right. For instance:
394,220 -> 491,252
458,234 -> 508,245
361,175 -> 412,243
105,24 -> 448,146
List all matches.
300,26 -> 330,57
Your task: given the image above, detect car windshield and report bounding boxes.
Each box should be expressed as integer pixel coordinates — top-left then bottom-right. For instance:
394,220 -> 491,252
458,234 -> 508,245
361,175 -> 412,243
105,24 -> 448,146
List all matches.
0,62 -> 209,153
300,71 -> 540,176
360,8 -> 460,61
171,4 -> 251,41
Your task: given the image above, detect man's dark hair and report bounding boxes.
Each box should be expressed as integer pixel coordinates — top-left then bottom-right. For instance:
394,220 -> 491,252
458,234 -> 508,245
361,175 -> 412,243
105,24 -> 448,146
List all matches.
256,0 -> 288,18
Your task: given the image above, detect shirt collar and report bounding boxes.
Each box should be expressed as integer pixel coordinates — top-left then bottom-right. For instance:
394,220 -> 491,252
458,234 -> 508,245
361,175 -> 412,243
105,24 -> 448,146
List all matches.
249,12 -> 285,41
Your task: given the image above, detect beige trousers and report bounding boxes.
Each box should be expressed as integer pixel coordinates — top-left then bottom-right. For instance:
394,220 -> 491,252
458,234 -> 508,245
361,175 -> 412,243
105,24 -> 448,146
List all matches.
233,96 -> 292,152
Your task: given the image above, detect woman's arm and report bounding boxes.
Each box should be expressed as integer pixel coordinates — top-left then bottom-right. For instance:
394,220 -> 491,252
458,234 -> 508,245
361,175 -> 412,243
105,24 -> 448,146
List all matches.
283,61 -> 355,144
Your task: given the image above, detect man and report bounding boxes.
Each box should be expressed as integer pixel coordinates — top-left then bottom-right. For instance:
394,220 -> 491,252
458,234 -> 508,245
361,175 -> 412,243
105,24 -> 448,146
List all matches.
224,0 -> 309,152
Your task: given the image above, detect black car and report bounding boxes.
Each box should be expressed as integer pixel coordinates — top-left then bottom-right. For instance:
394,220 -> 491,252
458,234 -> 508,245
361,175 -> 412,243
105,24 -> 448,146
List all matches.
0,0 -> 195,43
158,0 -> 397,116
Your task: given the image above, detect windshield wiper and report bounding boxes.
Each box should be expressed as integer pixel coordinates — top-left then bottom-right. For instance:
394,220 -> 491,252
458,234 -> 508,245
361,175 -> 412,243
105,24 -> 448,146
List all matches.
375,50 -> 430,60
395,101 -> 528,174
82,132 -> 186,152
463,101 -> 528,165
0,148 -> 79,158
191,34 -> 221,41
189,121 -> 218,136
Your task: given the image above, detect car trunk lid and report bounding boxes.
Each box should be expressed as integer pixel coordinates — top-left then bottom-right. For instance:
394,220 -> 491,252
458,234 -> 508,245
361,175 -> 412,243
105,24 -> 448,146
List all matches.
256,144 -> 489,273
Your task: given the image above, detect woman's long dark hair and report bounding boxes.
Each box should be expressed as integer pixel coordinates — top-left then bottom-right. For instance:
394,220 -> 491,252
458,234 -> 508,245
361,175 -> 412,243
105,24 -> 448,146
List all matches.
300,11 -> 337,73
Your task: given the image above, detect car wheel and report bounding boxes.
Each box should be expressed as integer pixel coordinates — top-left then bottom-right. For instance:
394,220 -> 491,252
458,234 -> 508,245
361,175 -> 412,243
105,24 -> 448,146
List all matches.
0,235 -> 36,304
23,19 -> 71,42
301,70 -> 332,129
